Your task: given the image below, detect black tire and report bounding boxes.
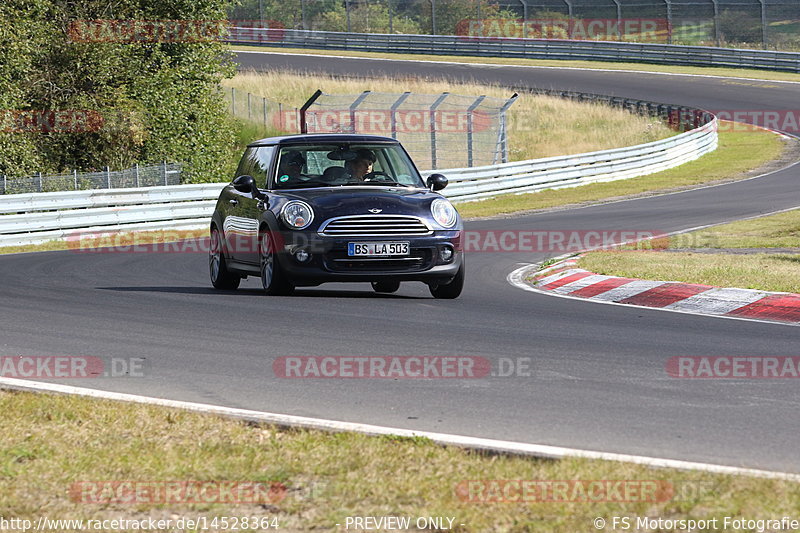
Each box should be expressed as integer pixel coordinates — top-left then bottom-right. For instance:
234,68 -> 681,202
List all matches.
429,263 -> 464,299
209,227 -> 240,290
371,280 -> 400,293
260,230 -> 294,296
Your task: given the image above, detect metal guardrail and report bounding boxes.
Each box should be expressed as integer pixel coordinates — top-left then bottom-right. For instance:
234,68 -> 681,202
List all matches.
228,28 -> 800,73
0,118 -> 717,247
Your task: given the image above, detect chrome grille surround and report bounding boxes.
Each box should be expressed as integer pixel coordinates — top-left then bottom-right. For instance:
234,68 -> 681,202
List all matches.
318,215 -> 432,237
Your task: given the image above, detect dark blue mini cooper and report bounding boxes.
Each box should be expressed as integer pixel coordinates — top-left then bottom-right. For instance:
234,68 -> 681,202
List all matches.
209,134 -> 464,298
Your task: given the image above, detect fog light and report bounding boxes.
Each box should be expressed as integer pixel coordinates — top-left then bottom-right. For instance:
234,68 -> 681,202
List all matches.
439,246 -> 454,263
294,249 -> 310,262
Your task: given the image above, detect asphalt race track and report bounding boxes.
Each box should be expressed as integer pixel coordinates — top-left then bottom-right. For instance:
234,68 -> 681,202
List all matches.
3,52 -> 799,472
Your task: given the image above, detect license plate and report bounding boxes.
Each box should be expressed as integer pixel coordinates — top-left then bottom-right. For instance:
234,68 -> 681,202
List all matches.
347,242 -> 410,256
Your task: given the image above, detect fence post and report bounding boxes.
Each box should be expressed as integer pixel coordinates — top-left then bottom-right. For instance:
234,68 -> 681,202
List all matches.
466,95 -> 486,168
37,172 -> 43,192
390,92 -> 411,139
348,91 -> 371,133
73,169 -> 78,190
105,167 -> 111,188
162,161 -> 168,185
135,164 -> 140,187
664,0 -> 672,44
497,93 -> 519,164
1,174 -> 5,195
346,0 -> 352,33
231,87 -> 236,115
711,0 -> 720,46
759,0 -> 768,49
247,92 -> 252,120
429,0 -> 437,35
263,97 -> 268,127
429,92 -> 449,170
301,0 -> 308,29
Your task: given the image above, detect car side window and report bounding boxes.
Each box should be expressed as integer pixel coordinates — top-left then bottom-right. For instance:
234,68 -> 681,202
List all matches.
235,146 -> 276,188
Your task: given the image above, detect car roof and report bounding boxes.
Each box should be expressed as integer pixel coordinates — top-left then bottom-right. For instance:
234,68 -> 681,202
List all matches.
247,133 -> 400,147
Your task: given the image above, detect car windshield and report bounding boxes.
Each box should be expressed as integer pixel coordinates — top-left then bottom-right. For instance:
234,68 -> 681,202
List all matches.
272,143 -> 425,189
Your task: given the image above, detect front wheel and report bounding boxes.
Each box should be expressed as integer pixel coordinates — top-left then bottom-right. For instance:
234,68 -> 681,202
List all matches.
209,227 -> 240,290
260,231 -> 294,296
429,263 -> 464,299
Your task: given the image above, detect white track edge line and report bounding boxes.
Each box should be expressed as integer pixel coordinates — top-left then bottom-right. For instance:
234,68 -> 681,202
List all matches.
1,376 -> 799,481
234,49 -> 800,85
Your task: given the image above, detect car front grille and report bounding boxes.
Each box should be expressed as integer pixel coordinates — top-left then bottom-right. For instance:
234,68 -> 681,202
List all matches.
318,215 -> 432,237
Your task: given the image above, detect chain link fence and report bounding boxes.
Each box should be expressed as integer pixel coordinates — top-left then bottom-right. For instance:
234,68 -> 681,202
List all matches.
229,0 -> 800,50
303,91 -> 518,169
224,87 -> 300,132
0,163 -> 181,195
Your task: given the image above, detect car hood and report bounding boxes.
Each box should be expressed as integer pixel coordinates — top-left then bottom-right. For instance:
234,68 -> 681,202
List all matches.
281,186 -> 443,219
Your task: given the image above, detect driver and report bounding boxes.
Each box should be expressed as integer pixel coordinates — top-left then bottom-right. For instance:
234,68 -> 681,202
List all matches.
277,150 -> 305,184
345,149 -> 376,181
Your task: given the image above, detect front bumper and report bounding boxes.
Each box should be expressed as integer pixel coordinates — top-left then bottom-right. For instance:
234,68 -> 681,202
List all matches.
275,230 -> 463,285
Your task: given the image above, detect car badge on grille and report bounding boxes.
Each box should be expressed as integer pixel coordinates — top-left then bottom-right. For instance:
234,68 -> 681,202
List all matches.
368,208 -> 382,214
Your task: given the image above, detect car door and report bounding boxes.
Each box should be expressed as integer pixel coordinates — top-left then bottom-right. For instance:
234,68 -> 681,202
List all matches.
224,146 -> 276,265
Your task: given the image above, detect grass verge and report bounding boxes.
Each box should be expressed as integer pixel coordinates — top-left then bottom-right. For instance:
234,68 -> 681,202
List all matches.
579,251 -> 800,293
456,125 -> 786,219
224,70 -> 674,162
2,389 -> 799,532
230,45 -> 800,84
578,207 -> 800,294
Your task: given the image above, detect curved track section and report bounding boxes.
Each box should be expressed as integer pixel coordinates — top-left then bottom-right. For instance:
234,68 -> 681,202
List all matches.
3,53 -> 799,472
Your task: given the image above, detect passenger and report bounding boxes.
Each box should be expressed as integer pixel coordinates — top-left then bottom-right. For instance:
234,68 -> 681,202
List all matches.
277,150 -> 305,184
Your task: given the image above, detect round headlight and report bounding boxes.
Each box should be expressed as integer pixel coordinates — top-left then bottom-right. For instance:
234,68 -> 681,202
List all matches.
431,198 -> 458,228
281,201 -> 314,230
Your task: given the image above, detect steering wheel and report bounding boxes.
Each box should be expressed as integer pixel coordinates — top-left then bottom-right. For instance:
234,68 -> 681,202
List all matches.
363,171 -> 393,182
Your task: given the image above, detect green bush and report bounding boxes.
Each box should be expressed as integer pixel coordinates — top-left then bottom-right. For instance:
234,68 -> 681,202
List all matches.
0,0 -> 237,183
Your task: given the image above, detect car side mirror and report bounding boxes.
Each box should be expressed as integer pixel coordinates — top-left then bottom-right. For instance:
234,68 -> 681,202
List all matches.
427,174 -> 448,191
233,175 -> 266,200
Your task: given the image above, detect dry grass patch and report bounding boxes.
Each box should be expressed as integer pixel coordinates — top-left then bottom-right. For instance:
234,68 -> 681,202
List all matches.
2,390 -> 800,532
223,70 -> 673,162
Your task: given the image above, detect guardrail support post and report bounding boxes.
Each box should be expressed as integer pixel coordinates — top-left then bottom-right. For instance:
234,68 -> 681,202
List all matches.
466,95 -> 486,167
390,92 -> 411,139
429,92 -> 449,170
